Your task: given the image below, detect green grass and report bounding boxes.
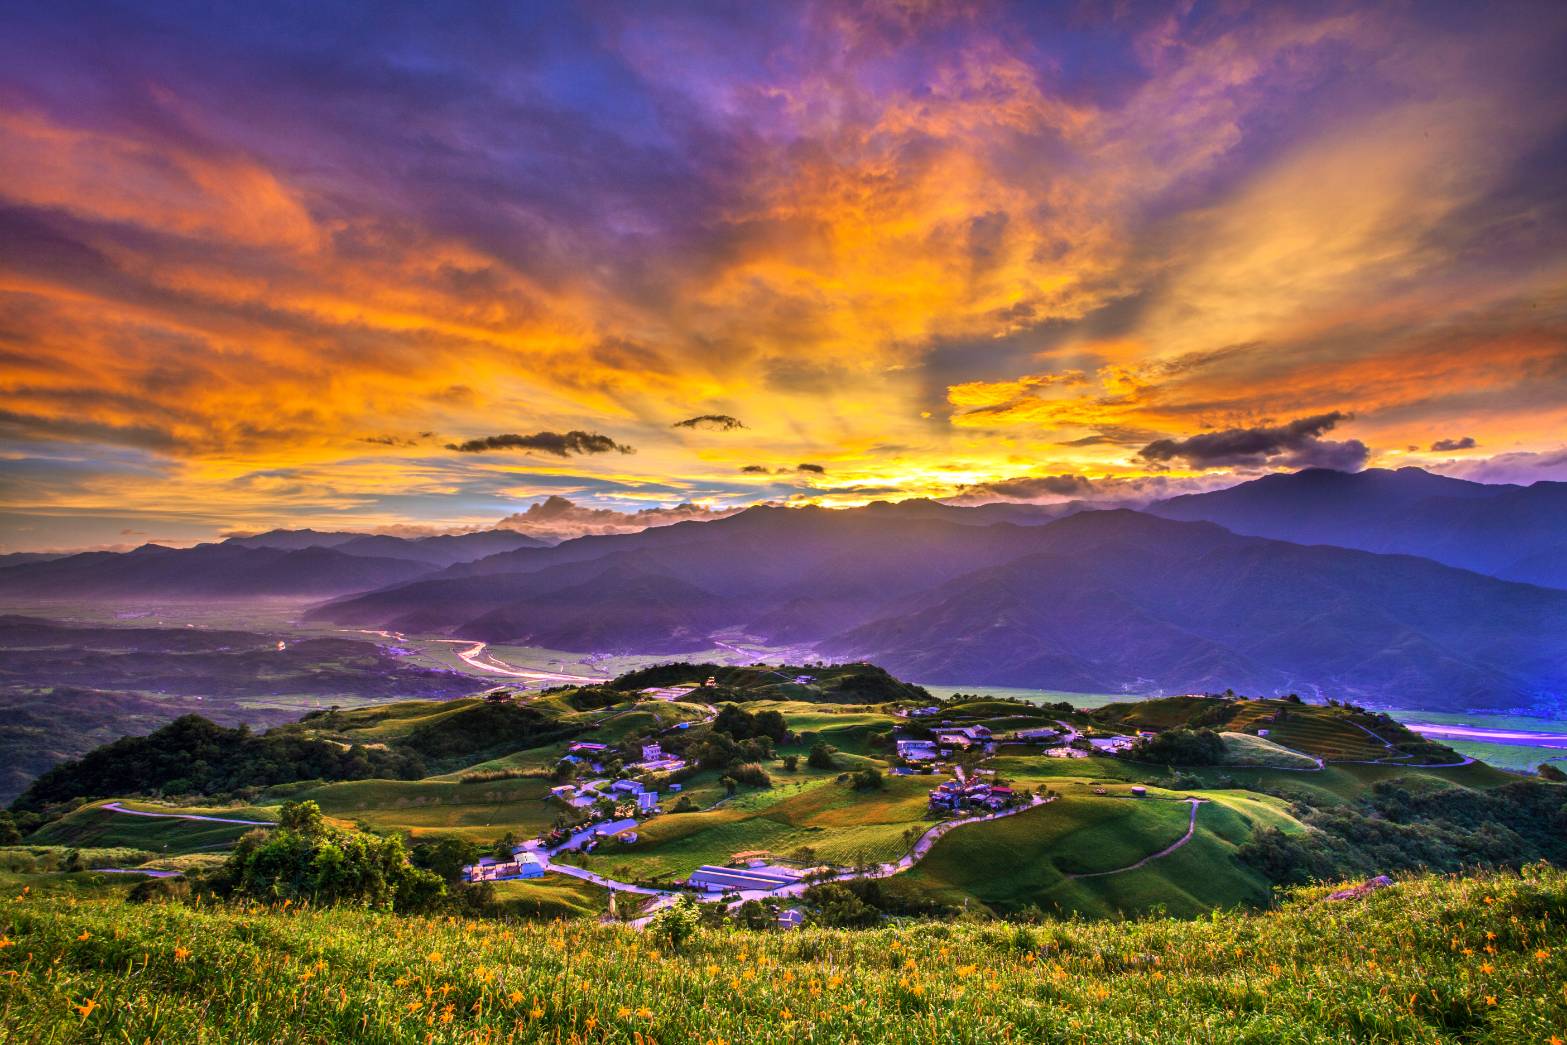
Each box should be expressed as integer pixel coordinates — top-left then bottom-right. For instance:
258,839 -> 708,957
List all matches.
27,802 -> 273,855
571,773 -> 936,882
276,777 -> 557,841
489,876 -> 608,920
4,866 -> 1561,1042
1218,731 -> 1321,769
903,788 -> 1304,918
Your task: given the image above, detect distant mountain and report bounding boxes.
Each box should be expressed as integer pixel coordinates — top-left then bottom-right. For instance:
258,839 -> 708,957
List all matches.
0,543 -> 436,598
0,552 -> 68,570
311,505 -> 1567,710
1150,467 -> 1567,588
329,530 -> 548,567
822,510 -> 1567,708
222,528 -> 366,550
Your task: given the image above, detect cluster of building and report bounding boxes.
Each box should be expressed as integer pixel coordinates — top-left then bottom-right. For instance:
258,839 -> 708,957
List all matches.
464,851 -> 543,882
631,741 -> 687,774
687,858 -> 813,894
927,779 -> 1015,814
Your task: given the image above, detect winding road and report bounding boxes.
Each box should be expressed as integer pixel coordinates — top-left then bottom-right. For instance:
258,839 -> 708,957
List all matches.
101,801 -> 273,826
1066,798 -> 1204,879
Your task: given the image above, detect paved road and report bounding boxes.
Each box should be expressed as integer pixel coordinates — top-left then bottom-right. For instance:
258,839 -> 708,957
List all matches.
101,801 -> 273,826
1067,797 -> 1204,879
93,868 -> 183,878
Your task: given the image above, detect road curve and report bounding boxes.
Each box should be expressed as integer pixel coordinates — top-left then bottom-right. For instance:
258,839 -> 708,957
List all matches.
1066,797 -> 1204,879
101,801 -> 273,827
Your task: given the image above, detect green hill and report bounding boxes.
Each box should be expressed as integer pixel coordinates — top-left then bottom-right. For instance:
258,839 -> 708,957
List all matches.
2,866 -> 1562,1042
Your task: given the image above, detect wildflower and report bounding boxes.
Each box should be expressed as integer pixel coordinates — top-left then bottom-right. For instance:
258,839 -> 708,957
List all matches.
637,1007 -> 653,1019
174,946 -> 190,961
585,1017 -> 598,1031
530,1005 -> 544,1019
1537,949 -> 1552,961
1479,963 -> 1493,974
76,931 -> 91,941
426,951 -> 443,963
780,1008 -> 793,1021
74,998 -> 97,1018
405,1001 -> 422,1013
706,964 -> 719,976
509,990 -> 524,1004
617,1006 -> 632,1019
0,938 -> 12,949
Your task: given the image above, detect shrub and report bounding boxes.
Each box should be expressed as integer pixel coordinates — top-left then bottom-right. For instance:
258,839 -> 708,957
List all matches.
807,742 -> 836,770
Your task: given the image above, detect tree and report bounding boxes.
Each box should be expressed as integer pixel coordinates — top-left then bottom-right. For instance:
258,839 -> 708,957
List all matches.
1539,763 -> 1567,783
649,895 -> 701,951
0,813 -> 22,846
781,754 -> 799,772
808,742 -> 836,770
278,799 -> 326,835
850,767 -> 884,790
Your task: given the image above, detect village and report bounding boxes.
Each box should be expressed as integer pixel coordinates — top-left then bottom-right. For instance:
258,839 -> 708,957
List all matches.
459,684 -> 1150,923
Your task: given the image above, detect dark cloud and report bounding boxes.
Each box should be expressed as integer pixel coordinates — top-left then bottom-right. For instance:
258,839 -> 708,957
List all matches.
496,495 -> 739,540
971,474 -> 1095,499
360,433 -> 431,447
1430,436 -> 1477,452
672,414 -> 746,431
742,462 -> 827,475
1138,412 -> 1369,472
445,430 -> 633,455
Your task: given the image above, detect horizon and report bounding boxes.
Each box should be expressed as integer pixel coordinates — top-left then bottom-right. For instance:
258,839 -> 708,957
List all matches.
6,463 -> 1558,555
4,3 -> 1567,552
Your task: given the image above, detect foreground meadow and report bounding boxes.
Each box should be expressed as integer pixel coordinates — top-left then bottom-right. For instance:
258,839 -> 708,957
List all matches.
1,867 -> 1564,1043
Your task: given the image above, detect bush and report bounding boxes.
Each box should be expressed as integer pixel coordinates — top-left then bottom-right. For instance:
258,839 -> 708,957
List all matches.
850,768 -> 884,790
728,763 -> 772,789
648,896 -> 701,951
126,876 -> 192,904
807,742 -> 836,770
1129,728 -> 1225,766
221,801 -> 446,912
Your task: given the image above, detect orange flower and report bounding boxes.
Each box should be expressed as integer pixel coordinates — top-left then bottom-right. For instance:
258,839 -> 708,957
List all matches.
1484,995 -> 1497,1006
174,946 -> 191,961
76,931 -> 90,941
530,1005 -> 544,1020
1537,949 -> 1552,961
637,1007 -> 653,1019
74,998 -> 97,1018
1479,963 -> 1493,974
617,1006 -> 632,1019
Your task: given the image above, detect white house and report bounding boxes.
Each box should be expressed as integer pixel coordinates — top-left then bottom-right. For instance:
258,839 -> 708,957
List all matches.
611,779 -> 645,796
636,791 -> 659,812
516,852 -> 544,879
641,742 -> 664,761
896,739 -> 939,761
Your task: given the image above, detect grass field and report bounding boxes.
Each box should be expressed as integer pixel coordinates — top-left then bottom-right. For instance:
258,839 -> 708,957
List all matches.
1217,731 -> 1322,768
901,793 -> 1267,917
569,771 -> 937,882
274,777 -> 558,842
27,801 -> 274,855
488,876 -> 608,920
4,866 -> 1560,1042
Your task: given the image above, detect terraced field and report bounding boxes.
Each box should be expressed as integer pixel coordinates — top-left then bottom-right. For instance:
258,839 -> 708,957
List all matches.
1224,702 -> 1392,760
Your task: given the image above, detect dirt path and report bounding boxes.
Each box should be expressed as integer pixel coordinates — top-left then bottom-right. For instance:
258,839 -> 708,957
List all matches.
1066,798 -> 1204,879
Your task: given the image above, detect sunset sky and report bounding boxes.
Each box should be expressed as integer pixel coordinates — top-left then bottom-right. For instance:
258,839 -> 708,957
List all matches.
3,1 -> 1566,551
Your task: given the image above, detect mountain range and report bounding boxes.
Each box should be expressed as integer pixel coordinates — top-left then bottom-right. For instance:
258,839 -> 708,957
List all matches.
1,468 -> 1563,711
1152,467 -> 1567,588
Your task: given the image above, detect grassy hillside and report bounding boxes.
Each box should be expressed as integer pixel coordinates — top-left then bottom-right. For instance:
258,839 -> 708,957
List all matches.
2,866 -> 1562,1042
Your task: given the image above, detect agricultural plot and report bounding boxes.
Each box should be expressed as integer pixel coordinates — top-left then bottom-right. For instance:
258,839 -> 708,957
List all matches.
277,777 -> 557,841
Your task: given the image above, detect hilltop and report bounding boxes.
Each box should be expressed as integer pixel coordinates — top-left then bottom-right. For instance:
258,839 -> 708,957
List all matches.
8,665 -> 1564,927
1,866 -> 1562,1042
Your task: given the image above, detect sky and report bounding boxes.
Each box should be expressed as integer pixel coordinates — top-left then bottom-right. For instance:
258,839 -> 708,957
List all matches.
2,0 -> 1566,551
